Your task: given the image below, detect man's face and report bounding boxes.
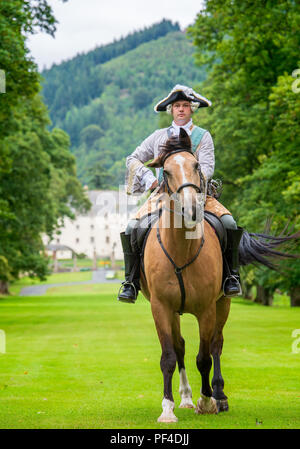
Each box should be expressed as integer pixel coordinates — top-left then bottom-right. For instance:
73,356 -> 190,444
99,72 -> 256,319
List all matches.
171,100 -> 193,125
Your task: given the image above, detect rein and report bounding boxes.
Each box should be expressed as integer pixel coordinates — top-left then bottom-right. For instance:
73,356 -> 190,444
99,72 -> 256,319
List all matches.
156,149 -> 205,315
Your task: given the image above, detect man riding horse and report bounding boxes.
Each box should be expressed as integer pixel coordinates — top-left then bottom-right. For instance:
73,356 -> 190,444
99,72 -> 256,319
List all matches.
118,84 -> 243,303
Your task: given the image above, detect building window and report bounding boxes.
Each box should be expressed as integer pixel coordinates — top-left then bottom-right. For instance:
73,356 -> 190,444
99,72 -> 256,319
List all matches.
106,236 -> 110,244
76,224 -> 80,230
76,238 -> 80,244
56,238 -> 60,244
90,236 -> 94,243
90,224 -> 94,230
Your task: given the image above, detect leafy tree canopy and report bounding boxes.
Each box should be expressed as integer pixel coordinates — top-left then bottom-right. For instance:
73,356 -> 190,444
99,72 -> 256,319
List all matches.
188,0 -> 300,299
0,0 -> 90,291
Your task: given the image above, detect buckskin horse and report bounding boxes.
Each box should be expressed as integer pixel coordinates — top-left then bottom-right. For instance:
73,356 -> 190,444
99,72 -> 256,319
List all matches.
138,128 -> 298,423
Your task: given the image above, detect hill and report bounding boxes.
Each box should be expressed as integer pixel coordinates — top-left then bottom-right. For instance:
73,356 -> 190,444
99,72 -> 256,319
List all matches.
41,21 -> 206,187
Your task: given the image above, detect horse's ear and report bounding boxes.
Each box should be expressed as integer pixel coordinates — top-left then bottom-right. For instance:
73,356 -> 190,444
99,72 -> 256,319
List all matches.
147,157 -> 162,168
179,127 -> 189,138
179,127 -> 192,149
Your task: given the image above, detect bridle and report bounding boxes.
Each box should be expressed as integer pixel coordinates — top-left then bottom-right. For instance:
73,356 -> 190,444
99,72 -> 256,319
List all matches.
156,149 -> 206,218
156,148 -> 206,315
161,149 -> 204,197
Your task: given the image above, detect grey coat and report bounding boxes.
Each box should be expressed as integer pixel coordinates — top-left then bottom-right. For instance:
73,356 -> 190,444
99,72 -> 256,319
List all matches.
125,126 -> 215,194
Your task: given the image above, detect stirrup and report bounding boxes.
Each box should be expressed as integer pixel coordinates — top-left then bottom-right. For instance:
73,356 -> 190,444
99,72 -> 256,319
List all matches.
222,275 -> 242,297
117,281 -> 138,303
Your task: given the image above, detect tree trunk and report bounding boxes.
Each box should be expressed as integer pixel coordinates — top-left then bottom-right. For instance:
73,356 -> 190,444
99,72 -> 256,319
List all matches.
242,282 -> 254,300
72,253 -> 77,272
0,281 -> 9,295
93,249 -> 97,271
53,250 -> 58,273
290,286 -> 300,307
255,285 -> 273,306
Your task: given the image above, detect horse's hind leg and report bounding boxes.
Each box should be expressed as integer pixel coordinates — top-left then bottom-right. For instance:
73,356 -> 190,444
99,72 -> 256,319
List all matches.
195,305 -> 218,414
151,300 -> 178,423
211,296 -> 231,413
172,314 -> 195,409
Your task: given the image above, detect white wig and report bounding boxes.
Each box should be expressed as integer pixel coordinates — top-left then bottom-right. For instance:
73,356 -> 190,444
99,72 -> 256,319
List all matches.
166,101 -> 199,115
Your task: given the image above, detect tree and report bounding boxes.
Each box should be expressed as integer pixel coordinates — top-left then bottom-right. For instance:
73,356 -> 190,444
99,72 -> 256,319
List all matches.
0,0 -> 62,138
0,95 -> 90,290
133,88 -> 152,110
86,161 -> 112,189
188,0 -> 300,304
79,125 -> 104,150
0,1 -> 90,293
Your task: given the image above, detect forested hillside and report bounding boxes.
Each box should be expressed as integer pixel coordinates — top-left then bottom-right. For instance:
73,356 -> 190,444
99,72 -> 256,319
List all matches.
41,21 -> 206,187
42,19 -> 180,120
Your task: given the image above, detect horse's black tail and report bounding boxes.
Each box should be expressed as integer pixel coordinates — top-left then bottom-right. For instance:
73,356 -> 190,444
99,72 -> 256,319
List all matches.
238,229 -> 300,270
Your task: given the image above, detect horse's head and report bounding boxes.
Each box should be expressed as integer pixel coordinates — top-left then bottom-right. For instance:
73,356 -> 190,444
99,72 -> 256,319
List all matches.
148,128 -> 205,228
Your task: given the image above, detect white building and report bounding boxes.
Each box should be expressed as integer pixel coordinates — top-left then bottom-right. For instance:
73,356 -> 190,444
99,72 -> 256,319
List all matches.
44,188 -> 141,260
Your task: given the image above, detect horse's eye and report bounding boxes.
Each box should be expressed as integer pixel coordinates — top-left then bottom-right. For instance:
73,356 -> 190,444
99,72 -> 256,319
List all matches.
194,162 -> 200,171
164,170 -> 170,177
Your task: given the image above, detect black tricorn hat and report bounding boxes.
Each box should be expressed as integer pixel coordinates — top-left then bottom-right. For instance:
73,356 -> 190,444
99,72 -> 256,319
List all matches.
154,84 -> 212,112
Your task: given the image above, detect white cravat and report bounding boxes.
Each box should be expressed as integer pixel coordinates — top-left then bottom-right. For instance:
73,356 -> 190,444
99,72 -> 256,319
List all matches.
171,119 -> 193,136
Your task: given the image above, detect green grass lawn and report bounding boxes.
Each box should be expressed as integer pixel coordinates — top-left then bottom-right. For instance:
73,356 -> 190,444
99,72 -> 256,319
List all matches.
58,259 -> 124,269
0,285 -> 299,429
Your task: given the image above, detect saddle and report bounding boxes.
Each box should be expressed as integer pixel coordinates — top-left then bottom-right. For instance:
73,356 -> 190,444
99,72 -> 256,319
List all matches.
131,210 -> 227,260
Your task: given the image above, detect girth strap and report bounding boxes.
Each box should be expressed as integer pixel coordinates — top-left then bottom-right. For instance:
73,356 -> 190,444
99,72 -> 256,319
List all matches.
156,223 -> 205,315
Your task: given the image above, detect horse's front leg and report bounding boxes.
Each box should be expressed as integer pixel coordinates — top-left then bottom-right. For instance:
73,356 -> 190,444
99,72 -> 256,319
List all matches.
172,313 -> 195,409
211,296 -> 231,412
151,299 -> 178,423
195,305 -> 218,415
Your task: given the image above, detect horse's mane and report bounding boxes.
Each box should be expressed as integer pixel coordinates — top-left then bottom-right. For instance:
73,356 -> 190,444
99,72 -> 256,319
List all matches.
156,129 -> 193,166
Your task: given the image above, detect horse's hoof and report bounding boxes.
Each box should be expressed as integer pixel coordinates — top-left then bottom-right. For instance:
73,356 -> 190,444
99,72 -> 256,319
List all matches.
158,398 -> 178,423
215,399 -> 229,413
179,398 -> 195,409
195,395 -> 218,415
157,414 -> 178,423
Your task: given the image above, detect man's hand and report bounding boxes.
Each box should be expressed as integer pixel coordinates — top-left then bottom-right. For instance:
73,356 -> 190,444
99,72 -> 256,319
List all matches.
150,180 -> 158,191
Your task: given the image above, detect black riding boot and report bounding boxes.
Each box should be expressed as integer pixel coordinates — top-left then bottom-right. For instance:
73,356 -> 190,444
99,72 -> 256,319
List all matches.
117,232 -> 140,303
223,227 -> 243,297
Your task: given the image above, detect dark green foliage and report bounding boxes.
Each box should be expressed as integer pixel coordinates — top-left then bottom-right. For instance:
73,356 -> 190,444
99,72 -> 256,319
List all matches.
0,0 -> 90,289
79,125 -> 104,150
189,0 -> 300,300
86,161 -> 112,189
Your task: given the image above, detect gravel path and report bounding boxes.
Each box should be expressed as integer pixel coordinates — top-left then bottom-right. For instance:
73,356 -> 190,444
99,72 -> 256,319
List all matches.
19,270 -> 120,296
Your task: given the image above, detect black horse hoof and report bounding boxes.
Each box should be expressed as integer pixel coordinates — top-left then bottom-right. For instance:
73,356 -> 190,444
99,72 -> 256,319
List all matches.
216,399 -> 229,413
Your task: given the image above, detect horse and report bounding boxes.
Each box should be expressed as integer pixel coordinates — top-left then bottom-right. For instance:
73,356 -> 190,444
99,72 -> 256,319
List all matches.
139,128 -> 299,423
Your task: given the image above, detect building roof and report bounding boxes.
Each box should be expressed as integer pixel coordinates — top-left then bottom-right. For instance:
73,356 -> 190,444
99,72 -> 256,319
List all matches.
46,244 -> 75,253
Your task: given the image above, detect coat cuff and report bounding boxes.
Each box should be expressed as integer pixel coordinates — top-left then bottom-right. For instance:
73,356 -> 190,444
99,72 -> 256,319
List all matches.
143,171 -> 157,191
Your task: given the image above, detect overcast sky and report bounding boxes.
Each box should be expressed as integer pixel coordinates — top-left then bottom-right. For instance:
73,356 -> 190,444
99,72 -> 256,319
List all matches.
27,0 -> 204,70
